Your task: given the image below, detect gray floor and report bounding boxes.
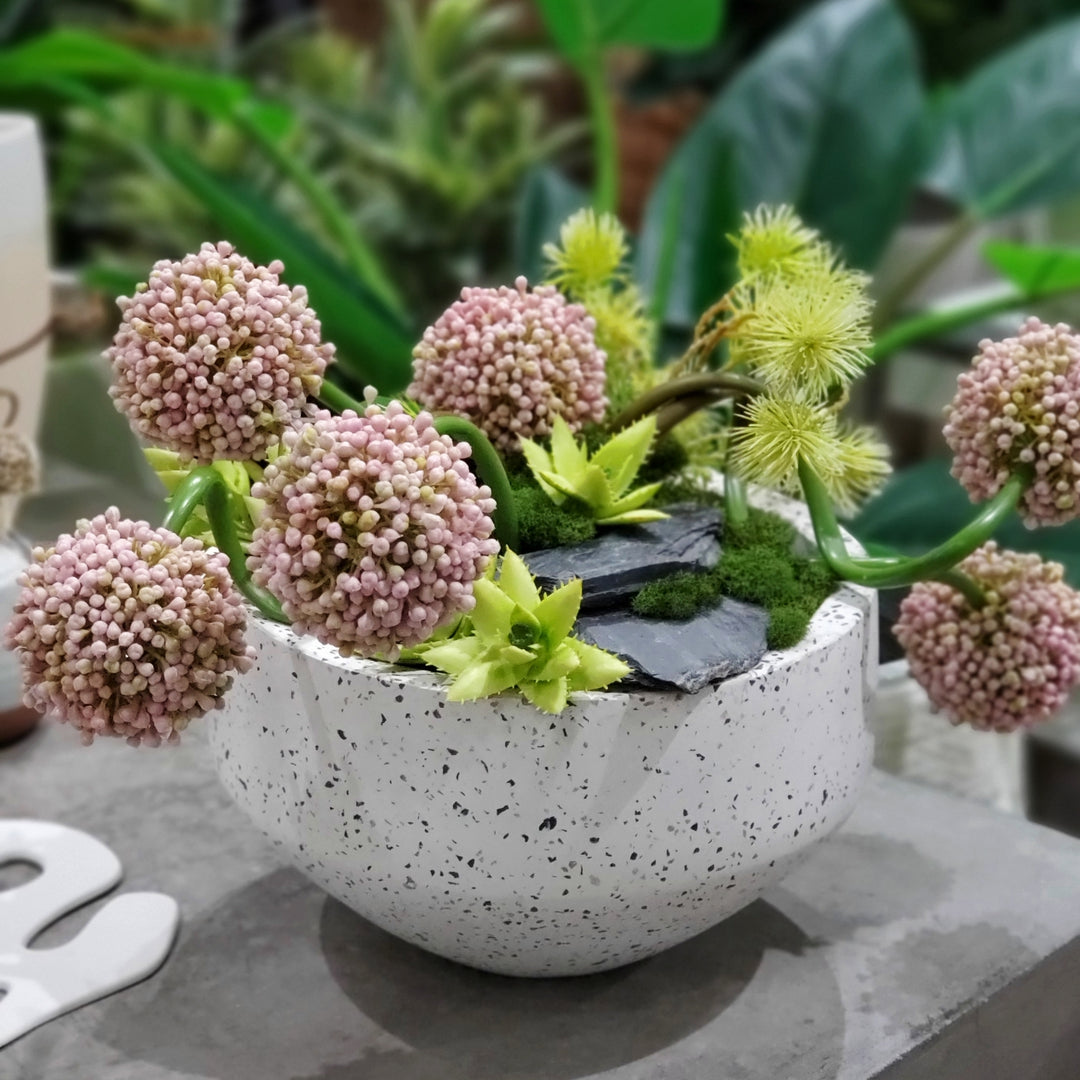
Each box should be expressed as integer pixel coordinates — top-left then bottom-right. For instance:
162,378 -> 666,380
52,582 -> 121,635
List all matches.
4,720 -> 1080,1079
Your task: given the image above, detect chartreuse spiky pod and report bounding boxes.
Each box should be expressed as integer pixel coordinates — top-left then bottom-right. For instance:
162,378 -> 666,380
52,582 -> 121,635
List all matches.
519,414 -> 668,526
416,551 -> 629,714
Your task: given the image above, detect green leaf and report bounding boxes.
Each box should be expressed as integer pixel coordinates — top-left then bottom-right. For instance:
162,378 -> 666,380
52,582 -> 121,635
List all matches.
515,167 -> 589,286
470,578 -> 518,645
535,0 -> 723,68
538,470 -> 586,502
448,660 -> 520,702
519,437 -> 558,500
566,639 -> 631,691
638,0 -> 923,328
983,241 -> 1080,293
602,481 -> 666,518
418,638 -> 484,676
534,578 -> 583,646
0,29 -> 290,140
498,550 -> 542,610
923,18 -> 1080,219
577,465 -> 614,512
598,508 -> 670,526
549,415 -> 586,479
529,642 -> 581,683
589,414 -> 657,495
520,676 -> 569,714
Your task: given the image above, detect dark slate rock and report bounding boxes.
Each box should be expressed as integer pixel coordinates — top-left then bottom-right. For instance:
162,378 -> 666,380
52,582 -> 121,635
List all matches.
522,506 -> 721,611
575,597 -> 769,693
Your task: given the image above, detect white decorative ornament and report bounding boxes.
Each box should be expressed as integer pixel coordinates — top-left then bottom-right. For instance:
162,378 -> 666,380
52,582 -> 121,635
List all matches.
0,820 -> 179,1048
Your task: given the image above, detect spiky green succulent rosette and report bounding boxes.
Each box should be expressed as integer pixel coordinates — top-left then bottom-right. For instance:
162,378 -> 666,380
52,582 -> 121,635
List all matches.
409,550 -> 629,714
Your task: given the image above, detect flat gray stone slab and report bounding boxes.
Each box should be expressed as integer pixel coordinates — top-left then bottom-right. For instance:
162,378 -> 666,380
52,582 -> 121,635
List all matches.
4,721 -> 1080,1079
576,596 -> 769,692
522,506 -> 721,610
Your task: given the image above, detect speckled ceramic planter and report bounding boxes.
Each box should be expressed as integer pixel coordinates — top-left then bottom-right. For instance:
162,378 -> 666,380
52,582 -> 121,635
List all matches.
208,491 -> 876,977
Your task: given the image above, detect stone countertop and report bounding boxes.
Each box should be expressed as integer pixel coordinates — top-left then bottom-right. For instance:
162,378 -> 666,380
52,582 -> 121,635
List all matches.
3,721 -> 1080,1080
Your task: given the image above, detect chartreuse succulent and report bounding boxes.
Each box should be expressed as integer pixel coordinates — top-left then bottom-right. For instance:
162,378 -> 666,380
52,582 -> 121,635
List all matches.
415,550 -> 629,713
520,414 -> 667,526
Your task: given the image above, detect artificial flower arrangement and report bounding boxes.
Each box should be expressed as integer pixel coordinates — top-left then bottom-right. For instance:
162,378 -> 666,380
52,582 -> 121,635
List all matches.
7,207 -> 1080,746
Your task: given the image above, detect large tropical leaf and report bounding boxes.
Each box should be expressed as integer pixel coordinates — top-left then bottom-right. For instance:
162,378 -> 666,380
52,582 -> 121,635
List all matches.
923,18 -> 1080,219
637,0 -> 924,329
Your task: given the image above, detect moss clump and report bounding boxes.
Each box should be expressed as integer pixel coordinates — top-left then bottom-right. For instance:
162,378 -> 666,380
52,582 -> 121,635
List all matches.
513,482 -> 597,552
725,509 -> 796,552
630,505 -> 836,651
766,605 -> 812,650
714,547 -> 797,607
633,570 -> 715,619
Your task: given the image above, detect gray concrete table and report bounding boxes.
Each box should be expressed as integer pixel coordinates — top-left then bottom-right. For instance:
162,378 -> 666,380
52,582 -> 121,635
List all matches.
3,722 -> 1080,1080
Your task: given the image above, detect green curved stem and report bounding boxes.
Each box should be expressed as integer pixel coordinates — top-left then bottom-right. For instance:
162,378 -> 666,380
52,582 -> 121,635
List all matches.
609,372 -> 766,432
873,213 -> 978,330
871,282 -> 1080,365
433,416 -> 519,553
797,457 -> 1025,589
163,467 -> 287,623
932,568 -> 987,609
316,379 -> 364,415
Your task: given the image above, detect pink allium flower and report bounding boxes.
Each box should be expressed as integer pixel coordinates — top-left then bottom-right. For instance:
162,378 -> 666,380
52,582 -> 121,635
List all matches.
107,241 -> 334,463
247,400 -> 498,659
944,317 -> 1080,527
4,509 -> 254,746
894,543 -> 1080,732
409,275 -> 607,452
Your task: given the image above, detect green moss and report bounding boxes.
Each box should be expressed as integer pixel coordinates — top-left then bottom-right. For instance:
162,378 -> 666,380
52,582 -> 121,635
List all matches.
633,570 -> 717,619
512,483 -> 597,552
714,548 -> 798,607
629,505 -> 837,649
766,605 -> 812,650
725,507 -> 797,553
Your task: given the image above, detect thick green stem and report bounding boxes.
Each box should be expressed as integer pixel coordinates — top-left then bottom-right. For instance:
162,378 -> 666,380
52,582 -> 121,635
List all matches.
609,372 -> 766,432
433,416 -> 519,553
723,471 -> 749,528
870,283 -> 1079,364
316,379 -> 364,415
581,52 -> 618,215
163,467 -> 288,623
932,568 -> 987,609
797,457 -> 1025,589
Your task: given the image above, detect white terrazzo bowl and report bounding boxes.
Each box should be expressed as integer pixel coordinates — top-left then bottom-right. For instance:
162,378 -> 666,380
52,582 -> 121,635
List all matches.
208,491 -> 876,976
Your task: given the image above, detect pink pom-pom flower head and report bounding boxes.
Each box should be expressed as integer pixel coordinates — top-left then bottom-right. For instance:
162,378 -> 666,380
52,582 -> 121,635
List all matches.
107,241 -> 334,464
247,399 -> 498,659
4,509 -> 255,746
944,317 -> 1080,527
409,276 -> 607,452
894,542 -> 1080,732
